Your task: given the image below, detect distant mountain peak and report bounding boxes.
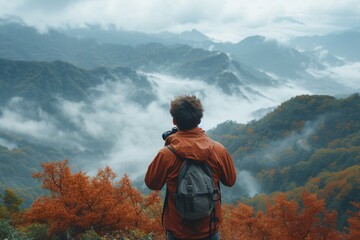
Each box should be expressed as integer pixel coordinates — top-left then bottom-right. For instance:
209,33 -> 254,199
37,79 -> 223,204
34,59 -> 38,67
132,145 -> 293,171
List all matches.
274,16 -> 305,25
178,29 -> 210,41
0,16 -> 25,26
238,35 -> 267,44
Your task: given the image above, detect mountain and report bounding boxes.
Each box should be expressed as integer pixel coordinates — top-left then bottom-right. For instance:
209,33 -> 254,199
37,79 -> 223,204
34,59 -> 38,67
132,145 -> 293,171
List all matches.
2,20 -> 356,96
0,58 -> 155,109
273,16 -> 305,25
216,35 -> 322,79
208,35 -> 353,94
59,24 -> 321,79
60,25 -> 211,46
59,24 -> 159,46
0,21 -> 275,96
0,20 -> 359,218
208,94 -> 360,227
41,20 -> 358,94
0,58 -> 158,205
291,30 -> 360,62
176,29 -> 210,42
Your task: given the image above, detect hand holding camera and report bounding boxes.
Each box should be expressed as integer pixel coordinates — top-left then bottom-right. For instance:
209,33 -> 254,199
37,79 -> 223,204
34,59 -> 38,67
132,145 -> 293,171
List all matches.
162,127 -> 178,140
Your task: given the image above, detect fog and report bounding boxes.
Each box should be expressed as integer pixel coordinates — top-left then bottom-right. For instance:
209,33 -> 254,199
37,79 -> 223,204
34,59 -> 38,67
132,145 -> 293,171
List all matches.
224,115 -> 327,198
0,138 -> 17,150
235,170 -> 261,198
0,72 -> 313,186
307,61 -> 360,89
239,115 -> 325,172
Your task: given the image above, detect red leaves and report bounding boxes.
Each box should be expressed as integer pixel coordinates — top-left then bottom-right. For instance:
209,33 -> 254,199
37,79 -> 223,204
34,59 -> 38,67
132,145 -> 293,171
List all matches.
347,202 -> 360,240
221,192 -> 344,240
24,160 -> 358,240
24,160 -> 163,239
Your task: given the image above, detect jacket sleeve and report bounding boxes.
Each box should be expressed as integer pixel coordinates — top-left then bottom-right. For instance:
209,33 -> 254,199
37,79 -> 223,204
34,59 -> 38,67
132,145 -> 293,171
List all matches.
216,143 -> 237,187
145,149 -> 169,190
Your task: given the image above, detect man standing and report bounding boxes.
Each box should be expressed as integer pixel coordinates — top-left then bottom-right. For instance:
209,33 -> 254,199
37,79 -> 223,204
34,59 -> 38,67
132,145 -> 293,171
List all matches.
145,95 -> 236,240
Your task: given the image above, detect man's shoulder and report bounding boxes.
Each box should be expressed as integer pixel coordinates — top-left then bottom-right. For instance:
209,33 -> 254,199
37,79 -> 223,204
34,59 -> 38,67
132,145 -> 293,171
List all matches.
158,145 -> 178,158
211,140 -> 231,156
211,140 -> 225,149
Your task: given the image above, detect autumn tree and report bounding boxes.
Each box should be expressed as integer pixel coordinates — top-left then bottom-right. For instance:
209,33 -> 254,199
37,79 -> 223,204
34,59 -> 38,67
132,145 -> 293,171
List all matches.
347,202 -> 360,240
24,160 -> 163,239
220,202 -> 271,240
266,192 -> 342,240
221,192 -> 343,240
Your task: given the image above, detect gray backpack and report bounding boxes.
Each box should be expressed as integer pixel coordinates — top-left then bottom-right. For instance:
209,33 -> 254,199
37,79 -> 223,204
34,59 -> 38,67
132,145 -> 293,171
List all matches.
163,145 -> 220,227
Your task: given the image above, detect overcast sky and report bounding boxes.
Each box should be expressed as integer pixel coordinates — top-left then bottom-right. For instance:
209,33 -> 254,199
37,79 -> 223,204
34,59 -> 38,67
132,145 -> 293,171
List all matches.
1,0 -> 359,42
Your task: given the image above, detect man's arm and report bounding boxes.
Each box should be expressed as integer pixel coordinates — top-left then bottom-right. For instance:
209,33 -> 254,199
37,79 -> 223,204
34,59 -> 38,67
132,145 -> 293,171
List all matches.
145,150 -> 168,190
216,143 -> 237,187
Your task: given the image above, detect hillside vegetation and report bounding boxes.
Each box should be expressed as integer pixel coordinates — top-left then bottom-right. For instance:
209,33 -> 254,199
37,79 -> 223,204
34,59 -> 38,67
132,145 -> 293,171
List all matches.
209,94 -> 360,227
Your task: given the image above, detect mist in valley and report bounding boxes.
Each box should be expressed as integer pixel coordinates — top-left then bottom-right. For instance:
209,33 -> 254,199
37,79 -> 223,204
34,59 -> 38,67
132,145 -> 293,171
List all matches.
0,71 -> 312,192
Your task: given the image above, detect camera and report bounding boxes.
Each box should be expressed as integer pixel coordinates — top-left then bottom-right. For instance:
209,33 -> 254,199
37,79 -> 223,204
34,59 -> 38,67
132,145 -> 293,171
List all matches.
162,127 -> 178,140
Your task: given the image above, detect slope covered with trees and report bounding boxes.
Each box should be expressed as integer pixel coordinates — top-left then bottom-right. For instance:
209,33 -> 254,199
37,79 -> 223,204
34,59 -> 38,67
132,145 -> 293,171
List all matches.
209,94 -> 360,227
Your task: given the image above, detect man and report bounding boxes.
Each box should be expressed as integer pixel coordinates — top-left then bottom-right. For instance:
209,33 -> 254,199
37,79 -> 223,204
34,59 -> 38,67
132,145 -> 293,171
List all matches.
145,95 -> 236,240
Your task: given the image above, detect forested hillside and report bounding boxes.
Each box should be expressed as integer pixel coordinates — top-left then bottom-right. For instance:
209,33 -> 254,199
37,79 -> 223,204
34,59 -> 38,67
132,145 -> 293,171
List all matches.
208,94 -> 360,227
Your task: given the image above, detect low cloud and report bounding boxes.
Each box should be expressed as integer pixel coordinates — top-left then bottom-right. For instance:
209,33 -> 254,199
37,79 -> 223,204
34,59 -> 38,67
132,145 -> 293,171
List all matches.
0,138 -> 17,150
0,97 -> 84,148
236,170 -> 261,198
307,61 -> 360,89
0,73 -> 312,182
238,115 -> 327,174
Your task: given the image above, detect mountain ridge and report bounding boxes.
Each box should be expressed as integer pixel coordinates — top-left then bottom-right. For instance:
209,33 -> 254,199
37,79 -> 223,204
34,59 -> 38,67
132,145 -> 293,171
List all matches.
208,94 -> 360,227
0,22 -> 279,95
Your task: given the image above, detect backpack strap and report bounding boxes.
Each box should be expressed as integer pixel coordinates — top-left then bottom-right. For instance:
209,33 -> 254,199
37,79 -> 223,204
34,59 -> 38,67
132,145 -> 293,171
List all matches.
166,145 -> 177,156
161,188 -> 168,226
161,145 -> 183,227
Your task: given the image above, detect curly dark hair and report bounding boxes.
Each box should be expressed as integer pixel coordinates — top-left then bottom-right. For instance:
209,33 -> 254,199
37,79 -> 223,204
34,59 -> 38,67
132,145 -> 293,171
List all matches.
170,95 -> 204,130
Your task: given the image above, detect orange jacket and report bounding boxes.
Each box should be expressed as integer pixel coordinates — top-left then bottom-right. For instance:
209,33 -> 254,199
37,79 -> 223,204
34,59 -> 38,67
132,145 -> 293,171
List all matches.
145,127 -> 236,239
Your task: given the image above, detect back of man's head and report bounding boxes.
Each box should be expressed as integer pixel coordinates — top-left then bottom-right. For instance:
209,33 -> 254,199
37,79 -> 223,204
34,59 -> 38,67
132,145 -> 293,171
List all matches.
170,95 -> 204,130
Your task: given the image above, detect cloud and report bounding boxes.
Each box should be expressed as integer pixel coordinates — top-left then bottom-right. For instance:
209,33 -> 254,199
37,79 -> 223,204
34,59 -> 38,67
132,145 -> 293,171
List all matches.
330,62 -> 360,89
236,170 -> 261,197
1,0 -> 359,41
0,138 -> 17,150
0,97 -> 85,149
237,115 -> 327,174
68,73 -> 312,180
16,0 -> 80,12
307,62 -> 360,89
0,72 -> 312,182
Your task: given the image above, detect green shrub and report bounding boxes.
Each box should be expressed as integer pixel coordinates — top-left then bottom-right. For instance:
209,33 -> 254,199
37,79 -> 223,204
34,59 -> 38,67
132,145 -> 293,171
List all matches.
80,230 -> 102,240
0,219 -> 31,240
26,223 -> 48,240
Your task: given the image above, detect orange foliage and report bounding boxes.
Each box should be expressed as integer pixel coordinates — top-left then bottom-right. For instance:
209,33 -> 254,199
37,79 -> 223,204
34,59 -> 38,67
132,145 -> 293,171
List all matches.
24,160 -> 163,239
22,161 -> 358,239
347,202 -> 360,240
247,127 -> 255,135
221,192 -> 343,240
